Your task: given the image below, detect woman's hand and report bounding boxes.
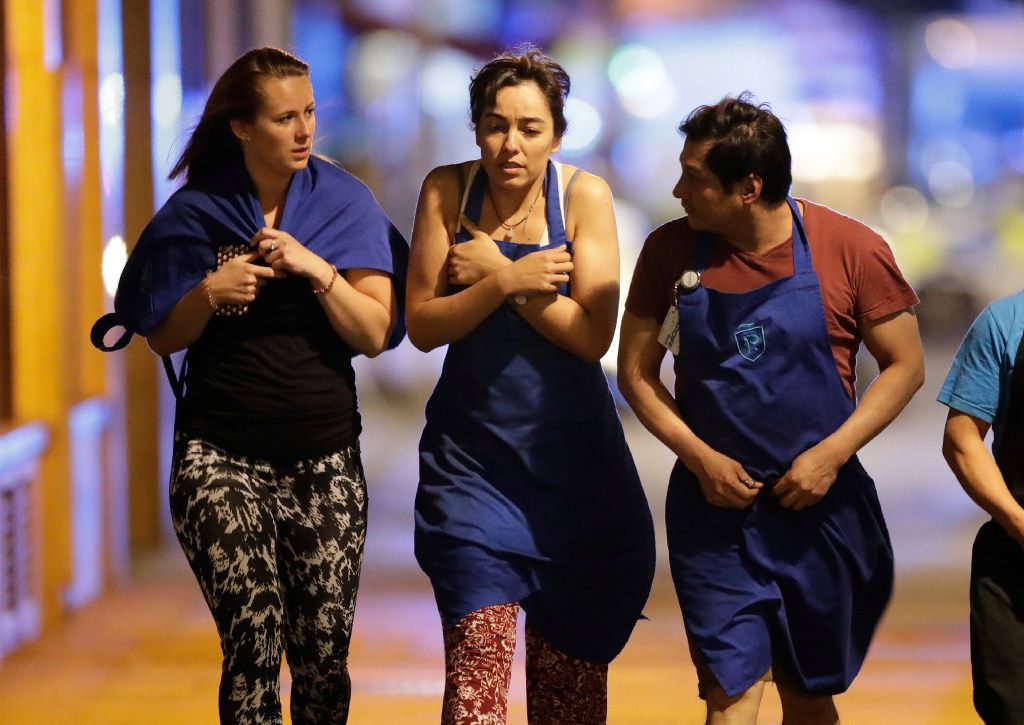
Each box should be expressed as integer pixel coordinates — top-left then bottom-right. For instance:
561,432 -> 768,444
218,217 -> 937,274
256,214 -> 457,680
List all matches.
251,227 -> 331,284
495,244 -> 573,299
690,447 -> 763,509
447,215 -> 511,286
207,252 -> 277,306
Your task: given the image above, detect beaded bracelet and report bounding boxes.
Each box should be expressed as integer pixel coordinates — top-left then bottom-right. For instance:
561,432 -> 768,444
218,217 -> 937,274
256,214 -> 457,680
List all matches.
203,271 -> 219,311
312,264 -> 338,295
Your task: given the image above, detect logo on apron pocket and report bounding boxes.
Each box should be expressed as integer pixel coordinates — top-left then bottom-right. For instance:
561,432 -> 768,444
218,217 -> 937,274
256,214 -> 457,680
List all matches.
734,322 -> 765,362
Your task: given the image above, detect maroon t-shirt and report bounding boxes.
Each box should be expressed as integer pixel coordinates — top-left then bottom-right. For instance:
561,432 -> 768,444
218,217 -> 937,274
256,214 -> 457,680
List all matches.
625,199 -> 920,400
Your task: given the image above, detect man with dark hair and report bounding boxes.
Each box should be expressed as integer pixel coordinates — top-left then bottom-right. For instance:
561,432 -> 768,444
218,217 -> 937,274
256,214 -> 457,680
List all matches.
618,95 -> 925,723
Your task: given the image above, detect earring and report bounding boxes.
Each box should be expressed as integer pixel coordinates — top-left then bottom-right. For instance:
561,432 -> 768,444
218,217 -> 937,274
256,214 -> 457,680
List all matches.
242,136 -> 250,142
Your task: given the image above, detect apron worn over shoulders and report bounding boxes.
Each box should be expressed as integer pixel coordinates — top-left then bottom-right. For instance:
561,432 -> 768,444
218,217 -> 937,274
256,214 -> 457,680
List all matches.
415,160 -> 656,664
667,198 -> 894,696
970,333 -> 1024,723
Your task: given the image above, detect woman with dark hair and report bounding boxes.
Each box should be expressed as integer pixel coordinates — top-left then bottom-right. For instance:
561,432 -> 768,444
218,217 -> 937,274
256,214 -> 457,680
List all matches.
91,47 -> 407,723
406,46 -> 655,724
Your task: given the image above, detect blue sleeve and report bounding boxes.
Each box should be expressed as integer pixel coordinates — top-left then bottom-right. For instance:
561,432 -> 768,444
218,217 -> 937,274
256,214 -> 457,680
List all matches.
937,305 -> 1007,423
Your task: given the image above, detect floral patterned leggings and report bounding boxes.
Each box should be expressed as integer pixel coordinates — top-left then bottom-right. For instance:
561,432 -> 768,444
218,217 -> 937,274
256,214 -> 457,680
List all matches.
442,603 -> 609,724
169,434 -> 367,725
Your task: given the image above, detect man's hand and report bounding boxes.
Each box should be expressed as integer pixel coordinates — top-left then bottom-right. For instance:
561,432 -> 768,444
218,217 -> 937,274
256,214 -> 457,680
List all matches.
772,441 -> 844,510
691,447 -> 763,509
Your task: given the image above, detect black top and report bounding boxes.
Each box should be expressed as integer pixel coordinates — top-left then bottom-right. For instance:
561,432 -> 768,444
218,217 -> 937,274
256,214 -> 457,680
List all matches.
995,332 -> 1024,504
177,274 -> 359,460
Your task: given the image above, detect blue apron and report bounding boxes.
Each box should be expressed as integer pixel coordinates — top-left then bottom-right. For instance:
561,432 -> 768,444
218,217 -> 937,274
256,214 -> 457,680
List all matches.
666,199 -> 893,696
415,161 -> 656,664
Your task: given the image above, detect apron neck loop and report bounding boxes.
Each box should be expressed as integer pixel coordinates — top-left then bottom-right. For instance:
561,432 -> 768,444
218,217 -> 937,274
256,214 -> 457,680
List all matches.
542,161 -> 567,246
457,165 -> 488,242
787,196 -> 813,274
691,197 -> 811,275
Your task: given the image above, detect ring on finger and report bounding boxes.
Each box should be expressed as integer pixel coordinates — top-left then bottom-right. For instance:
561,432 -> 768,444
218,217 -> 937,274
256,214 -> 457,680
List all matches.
269,240 -> 278,252
742,478 -> 755,489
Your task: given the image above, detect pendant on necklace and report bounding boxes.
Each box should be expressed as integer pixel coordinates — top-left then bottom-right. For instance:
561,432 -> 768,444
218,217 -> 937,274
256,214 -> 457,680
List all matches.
503,229 -> 514,242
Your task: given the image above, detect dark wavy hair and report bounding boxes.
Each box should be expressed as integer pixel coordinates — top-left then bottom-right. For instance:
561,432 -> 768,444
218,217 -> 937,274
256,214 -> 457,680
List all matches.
170,47 -> 309,184
469,45 -> 570,138
679,92 -> 792,204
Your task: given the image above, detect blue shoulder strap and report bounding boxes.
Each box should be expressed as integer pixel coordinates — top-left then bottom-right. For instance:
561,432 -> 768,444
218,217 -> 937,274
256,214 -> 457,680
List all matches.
456,164 -> 488,243
543,161 -> 567,247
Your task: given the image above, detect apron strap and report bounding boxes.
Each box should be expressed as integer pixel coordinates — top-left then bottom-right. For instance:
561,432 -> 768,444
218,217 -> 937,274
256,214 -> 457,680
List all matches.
90,312 -> 134,352
161,353 -> 188,401
692,197 -> 810,275
542,160 -> 567,248
692,232 -> 714,273
787,197 -> 813,274
456,162 -> 486,243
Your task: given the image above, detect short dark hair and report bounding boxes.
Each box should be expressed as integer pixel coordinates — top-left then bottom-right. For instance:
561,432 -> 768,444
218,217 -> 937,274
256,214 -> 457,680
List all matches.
679,93 -> 792,204
170,47 -> 309,184
468,45 -> 570,138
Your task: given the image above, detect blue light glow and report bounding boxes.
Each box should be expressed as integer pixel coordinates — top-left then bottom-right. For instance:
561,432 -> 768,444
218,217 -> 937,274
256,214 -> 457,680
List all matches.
420,48 -> 477,121
153,73 -> 182,127
561,98 -> 602,156
43,0 -> 63,71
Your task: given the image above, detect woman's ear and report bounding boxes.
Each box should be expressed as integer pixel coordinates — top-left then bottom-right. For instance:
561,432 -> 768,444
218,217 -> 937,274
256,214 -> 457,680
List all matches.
229,118 -> 251,143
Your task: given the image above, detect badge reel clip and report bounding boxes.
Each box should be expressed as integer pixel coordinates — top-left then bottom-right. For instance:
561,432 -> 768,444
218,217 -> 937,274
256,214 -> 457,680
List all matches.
678,269 -> 701,293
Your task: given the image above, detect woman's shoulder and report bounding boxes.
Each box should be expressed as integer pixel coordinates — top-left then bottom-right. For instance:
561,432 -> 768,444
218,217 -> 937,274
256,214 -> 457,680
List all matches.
421,161 -> 476,190
418,162 -> 480,216
560,163 -> 611,205
309,155 -> 372,194
149,182 -> 217,228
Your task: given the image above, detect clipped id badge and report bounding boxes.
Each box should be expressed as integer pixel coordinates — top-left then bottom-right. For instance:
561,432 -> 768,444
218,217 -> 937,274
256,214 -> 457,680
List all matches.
657,270 -> 700,355
658,303 -> 680,354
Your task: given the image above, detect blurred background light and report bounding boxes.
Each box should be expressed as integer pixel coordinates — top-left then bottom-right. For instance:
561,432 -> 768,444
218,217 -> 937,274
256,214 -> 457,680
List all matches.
608,43 -> 676,119
499,0 -> 568,47
928,160 -> 975,208
350,30 -> 421,107
352,0 -> 417,25
101,236 -> 127,298
789,122 -> 882,183
879,186 -> 930,235
561,98 -> 603,156
925,19 -> 977,70
417,0 -> 499,37
605,197 -> 651,374
152,73 -> 182,127
99,73 -> 125,127
420,48 -> 478,121
1003,128 -> 1024,174
43,0 -> 63,71
996,207 -> 1024,263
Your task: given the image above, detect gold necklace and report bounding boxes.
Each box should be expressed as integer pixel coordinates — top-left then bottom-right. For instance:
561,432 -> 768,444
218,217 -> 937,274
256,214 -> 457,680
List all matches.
490,182 -> 544,242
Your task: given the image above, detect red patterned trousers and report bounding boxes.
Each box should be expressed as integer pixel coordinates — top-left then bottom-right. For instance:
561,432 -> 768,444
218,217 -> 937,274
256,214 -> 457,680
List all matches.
441,603 -> 608,724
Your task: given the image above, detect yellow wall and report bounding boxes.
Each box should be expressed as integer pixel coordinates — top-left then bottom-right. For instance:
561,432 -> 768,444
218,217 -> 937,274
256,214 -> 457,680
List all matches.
121,0 -> 162,550
66,0 -> 106,403
6,0 -> 73,628
5,0 -> 121,629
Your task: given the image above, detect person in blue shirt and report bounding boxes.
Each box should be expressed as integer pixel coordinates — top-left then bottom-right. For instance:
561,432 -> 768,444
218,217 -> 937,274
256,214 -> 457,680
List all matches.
939,290 -> 1024,723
